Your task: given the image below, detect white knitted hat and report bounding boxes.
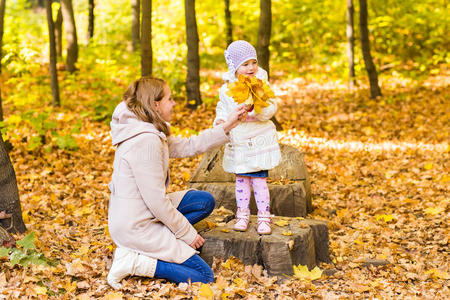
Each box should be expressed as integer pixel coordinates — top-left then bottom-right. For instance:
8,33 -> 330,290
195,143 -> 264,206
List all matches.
224,40 -> 258,73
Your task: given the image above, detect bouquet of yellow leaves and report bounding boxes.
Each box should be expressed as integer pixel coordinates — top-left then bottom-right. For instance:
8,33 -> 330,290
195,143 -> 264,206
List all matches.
226,74 -> 275,114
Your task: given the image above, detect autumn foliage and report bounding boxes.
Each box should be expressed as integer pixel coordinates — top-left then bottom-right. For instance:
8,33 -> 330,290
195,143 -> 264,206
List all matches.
0,67 -> 448,298
226,75 -> 274,114
0,0 -> 448,298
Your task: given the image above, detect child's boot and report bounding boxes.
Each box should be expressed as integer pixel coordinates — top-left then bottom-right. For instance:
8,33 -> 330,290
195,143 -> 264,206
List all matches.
107,247 -> 157,290
233,208 -> 250,231
257,210 -> 273,235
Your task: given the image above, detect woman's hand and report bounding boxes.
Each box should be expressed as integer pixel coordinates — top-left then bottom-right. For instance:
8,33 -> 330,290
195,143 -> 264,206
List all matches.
222,105 -> 247,133
189,234 -> 205,249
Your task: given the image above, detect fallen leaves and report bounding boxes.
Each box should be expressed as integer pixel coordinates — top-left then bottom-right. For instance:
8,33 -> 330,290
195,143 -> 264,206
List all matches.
1,67 -> 448,299
274,220 -> 289,227
293,264 -> 322,281
374,214 -> 395,223
424,206 -> 445,215
198,283 -> 214,299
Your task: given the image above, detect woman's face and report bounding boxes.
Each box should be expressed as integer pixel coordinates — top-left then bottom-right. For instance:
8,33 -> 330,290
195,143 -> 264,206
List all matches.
156,84 -> 176,122
236,59 -> 258,77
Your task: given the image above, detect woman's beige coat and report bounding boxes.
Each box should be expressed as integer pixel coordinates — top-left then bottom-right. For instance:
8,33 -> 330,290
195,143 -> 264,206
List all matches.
108,102 -> 229,269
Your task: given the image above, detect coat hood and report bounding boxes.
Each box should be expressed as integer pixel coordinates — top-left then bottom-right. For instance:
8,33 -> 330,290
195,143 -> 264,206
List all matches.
110,101 -> 166,146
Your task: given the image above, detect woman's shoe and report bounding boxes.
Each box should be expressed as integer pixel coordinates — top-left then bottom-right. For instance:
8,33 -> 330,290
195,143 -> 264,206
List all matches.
107,247 -> 157,290
233,208 -> 250,231
257,210 -> 273,235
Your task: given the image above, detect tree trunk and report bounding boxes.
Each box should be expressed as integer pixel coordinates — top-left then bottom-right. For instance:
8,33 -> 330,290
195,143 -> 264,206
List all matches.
359,0 -> 381,98
54,6 -> 63,58
346,0 -> 355,89
131,0 -> 140,52
224,0 -> 232,46
88,0 -> 94,40
141,0 -> 152,76
45,0 -> 61,107
0,0 -> 5,121
256,0 -> 281,130
0,133 -> 26,234
184,0 -> 201,109
60,0 -> 78,73
257,0 -> 271,77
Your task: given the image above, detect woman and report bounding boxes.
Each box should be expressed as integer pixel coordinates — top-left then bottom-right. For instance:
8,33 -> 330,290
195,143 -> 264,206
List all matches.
107,77 -> 246,289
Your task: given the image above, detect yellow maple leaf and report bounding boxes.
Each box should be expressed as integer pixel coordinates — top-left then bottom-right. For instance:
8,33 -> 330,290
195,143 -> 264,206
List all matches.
424,163 -> 433,170
220,228 -> 230,233
199,283 -> 214,299
221,256 -> 240,270
293,264 -> 322,281
424,207 -> 444,215
205,220 -> 217,229
104,292 -> 124,300
34,285 -> 47,295
226,80 -> 250,103
274,220 -> 289,227
226,74 -> 273,114
182,171 -> 191,181
354,237 -> 364,246
425,268 -> 450,280
233,277 -> 246,287
440,174 -> 450,183
282,230 -> 293,236
221,293 -> 231,300
375,214 -> 394,222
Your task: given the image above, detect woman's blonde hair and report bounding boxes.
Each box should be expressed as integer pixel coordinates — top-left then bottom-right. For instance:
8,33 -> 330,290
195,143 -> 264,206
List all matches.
123,77 -> 170,136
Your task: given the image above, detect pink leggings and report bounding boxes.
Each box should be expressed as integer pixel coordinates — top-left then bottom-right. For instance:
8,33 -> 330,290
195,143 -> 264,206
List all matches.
235,175 -> 270,212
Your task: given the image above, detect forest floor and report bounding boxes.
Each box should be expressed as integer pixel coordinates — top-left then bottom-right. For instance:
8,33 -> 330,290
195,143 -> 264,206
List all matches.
1,69 -> 449,299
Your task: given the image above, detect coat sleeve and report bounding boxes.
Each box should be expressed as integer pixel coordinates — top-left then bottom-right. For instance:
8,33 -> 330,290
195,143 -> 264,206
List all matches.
123,134 -> 197,246
250,68 -> 277,121
254,96 -> 277,121
168,124 -> 230,158
213,84 -> 234,126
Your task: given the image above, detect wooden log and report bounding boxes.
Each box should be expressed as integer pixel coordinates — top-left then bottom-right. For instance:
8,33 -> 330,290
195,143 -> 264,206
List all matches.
196,213 -> 329,276
190,144 -> 309,182
190,181 -> 310,217
189,144 -> 312,217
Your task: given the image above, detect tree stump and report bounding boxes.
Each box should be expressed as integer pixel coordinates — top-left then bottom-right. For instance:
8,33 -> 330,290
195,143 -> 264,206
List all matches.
189,144 -> 312,217
195,208 -> 330,277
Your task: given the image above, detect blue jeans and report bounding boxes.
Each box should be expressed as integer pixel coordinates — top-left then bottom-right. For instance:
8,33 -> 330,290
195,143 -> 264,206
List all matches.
154,190 -> 215,284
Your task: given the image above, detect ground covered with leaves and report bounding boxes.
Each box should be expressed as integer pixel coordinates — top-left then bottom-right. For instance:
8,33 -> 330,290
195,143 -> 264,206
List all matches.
1,69 -> 449,299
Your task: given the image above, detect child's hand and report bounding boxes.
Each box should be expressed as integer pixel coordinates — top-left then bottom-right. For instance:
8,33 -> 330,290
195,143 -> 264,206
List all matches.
215,120 -> 225,125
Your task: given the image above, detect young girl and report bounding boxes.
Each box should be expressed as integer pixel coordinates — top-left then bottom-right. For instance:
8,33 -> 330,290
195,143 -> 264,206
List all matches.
107,77 -> 245,289
214,40 -> 281,234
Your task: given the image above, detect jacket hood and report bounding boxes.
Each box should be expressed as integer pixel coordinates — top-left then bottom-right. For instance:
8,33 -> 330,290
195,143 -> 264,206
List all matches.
110,102 -> 166,146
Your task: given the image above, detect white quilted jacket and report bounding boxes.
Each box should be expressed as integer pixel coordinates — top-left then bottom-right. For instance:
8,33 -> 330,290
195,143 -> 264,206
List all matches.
214,67 -> 281,174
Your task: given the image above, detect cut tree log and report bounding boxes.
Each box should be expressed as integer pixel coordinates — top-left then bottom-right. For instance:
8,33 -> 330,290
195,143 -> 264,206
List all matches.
189,144 -> 312,217
195,208 -> 330,277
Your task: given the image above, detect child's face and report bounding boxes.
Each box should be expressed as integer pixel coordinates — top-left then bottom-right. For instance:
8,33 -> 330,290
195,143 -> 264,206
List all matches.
236,59 -> 258,77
